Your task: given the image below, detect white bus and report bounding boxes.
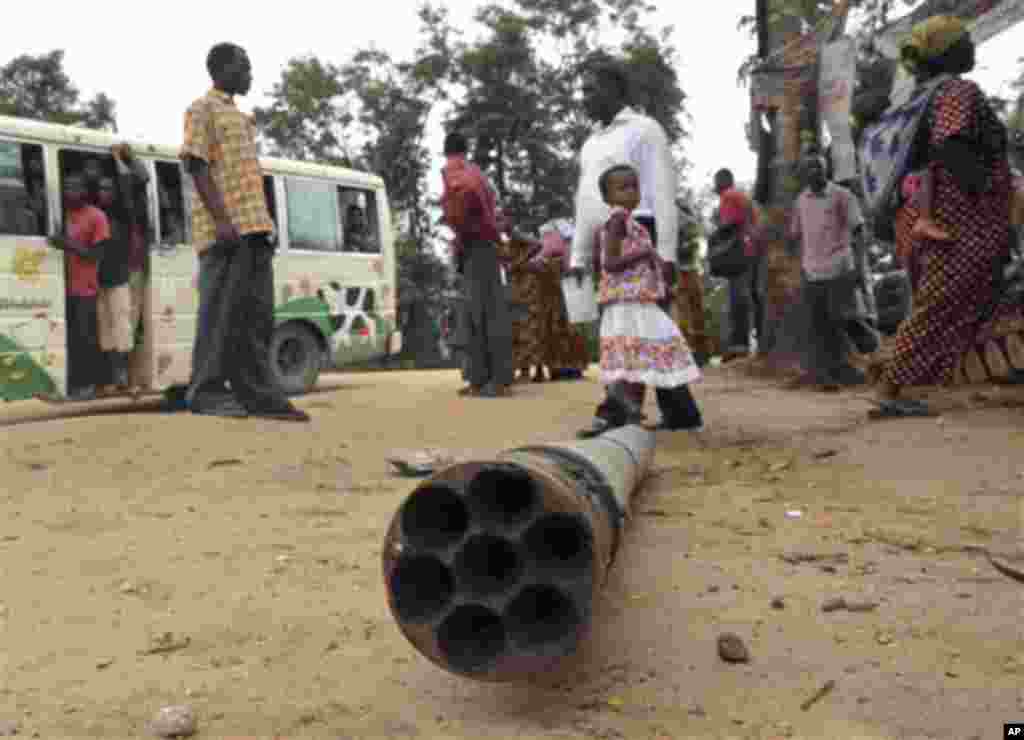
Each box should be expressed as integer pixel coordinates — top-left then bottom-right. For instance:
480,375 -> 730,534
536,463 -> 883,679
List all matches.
0,115 -> 401,403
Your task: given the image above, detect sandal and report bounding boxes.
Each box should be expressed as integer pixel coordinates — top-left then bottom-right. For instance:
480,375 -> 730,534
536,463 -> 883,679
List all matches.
868,398 -> 935,420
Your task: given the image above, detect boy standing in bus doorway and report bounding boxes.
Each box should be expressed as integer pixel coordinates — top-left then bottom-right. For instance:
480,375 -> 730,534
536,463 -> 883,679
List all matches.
95,176 -> 133,394
180,42 -> 309,421
48,174 -> 111,401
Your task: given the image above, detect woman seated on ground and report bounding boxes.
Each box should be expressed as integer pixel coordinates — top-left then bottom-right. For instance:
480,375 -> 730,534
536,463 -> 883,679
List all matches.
872,16 -> 1014,419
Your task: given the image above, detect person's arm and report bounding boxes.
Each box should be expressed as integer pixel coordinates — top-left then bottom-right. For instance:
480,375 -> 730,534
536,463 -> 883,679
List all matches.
568,147 -> 599,277
634,121 -> 678,267
786,199 -> 802,257
844,190 -> 866,274
603,248 -> 656,274
931,80 -> 987,196
180,101 -> 237,243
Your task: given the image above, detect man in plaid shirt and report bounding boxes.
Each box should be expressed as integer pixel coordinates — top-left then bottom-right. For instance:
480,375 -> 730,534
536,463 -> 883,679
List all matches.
180,43 -> 308,421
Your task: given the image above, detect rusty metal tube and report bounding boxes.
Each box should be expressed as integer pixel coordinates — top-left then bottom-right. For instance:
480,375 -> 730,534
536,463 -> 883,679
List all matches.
381,425 -> 656,682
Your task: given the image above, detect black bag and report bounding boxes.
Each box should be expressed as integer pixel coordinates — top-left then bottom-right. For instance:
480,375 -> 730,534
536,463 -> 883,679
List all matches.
707,230 -> 751,279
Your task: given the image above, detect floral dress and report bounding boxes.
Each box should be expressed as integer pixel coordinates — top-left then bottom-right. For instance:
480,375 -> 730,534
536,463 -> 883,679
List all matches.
597,209 -> 700,387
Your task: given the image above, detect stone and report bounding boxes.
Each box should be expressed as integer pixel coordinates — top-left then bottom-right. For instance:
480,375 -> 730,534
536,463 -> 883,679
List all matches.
717,632 -> 750,663
147,705 -> 196,738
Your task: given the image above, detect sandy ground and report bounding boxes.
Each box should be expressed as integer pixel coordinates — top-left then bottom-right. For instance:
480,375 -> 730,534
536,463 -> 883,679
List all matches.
0,368 -> 1022,740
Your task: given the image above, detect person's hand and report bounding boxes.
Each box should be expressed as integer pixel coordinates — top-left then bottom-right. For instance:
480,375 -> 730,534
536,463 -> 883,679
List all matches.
607,210 -> 628,239
215,218 -> 240,244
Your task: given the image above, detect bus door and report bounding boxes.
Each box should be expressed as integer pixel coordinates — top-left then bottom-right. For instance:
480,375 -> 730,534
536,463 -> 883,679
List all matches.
55,146 -> 157,399
0,138 -> 62,401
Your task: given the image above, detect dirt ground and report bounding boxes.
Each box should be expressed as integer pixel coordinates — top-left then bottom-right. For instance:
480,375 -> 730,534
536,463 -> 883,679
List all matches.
0,367 -> 1022,740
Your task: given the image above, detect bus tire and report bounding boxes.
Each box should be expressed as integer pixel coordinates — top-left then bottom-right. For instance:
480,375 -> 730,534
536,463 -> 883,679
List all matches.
269,322 -> 322,396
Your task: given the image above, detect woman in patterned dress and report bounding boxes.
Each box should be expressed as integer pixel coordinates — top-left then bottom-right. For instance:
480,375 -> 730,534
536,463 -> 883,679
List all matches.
872,16 -> 1013,418
496,230 -> 544,381
532,220 -> 589,379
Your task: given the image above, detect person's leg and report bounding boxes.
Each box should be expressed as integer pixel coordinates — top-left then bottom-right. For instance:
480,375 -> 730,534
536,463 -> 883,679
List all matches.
96,288 -> 117,392
109,283 -> 133,387
476,243 -> 514,393
654,385 -> 703,430
229,235 -> 308,420
187,243 -> 239,408
461,247 -> 489,391
725,270 -> 752,358
67,296 -> 101,399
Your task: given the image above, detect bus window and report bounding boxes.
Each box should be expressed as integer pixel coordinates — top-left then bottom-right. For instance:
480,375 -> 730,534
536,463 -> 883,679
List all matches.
0,141 -> 47,236
155,161 -> 188,245
263,175 -> 278,245
338,187 -> 380,253
285,178 -> 341,252
264,175 -> 277,225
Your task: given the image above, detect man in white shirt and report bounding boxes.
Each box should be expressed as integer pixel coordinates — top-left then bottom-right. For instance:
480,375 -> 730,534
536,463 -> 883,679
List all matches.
567,53 -> 695,438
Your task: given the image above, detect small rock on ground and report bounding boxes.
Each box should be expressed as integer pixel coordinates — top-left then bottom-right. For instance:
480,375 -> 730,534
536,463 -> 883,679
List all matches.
717,632 -> 750,663
148,705 -> 196,738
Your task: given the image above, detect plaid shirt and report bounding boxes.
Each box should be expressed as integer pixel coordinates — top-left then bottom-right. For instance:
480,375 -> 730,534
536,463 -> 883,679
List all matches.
181,88 -> 273,252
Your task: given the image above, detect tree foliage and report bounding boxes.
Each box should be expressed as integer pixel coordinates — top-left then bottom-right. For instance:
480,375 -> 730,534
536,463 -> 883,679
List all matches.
251,56 -> 353,165
0,50 -> 117,130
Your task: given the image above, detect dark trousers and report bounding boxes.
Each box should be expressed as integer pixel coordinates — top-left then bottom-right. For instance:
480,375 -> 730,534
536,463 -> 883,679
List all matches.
66,295 -> 101,392
462,239 -> 514,388
187,234 -> 286,407
802,273 -> 875,381
726,260 -> 765,352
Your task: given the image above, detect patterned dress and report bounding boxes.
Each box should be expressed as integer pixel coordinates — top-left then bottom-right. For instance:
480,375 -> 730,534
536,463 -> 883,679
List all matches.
598,209 -> 700,387
497,237 -> 543,372
530,227 -> 590,371
882,78 -> 1013,387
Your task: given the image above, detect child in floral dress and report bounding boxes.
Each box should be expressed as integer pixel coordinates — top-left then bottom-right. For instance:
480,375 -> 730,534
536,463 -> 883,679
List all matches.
596,164 -> 703,431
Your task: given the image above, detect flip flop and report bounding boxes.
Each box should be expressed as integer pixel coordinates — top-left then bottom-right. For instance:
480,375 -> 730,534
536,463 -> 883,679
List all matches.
867,398 -> 935,420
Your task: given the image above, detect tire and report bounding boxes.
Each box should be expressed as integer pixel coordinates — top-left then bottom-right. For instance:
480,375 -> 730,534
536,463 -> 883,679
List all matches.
268,322 -> 323,396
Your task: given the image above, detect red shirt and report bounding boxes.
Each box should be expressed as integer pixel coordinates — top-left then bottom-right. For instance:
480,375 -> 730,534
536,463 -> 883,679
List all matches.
441,155 -> 500,244
718,187 -> 760,257
66,205 -> 111,297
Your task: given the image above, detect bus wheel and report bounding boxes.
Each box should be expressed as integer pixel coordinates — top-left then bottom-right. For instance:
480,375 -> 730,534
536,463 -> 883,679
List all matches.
269,323 -> 322,395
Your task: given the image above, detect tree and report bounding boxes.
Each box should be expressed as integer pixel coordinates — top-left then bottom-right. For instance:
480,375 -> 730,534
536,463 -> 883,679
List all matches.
342,46 -> 449,365
0,50 -> 117,130
251,56 -> 354,165
419,0 -> 692,236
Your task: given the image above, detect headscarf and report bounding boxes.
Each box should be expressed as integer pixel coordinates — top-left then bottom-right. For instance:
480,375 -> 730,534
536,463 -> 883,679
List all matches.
899,15 -> 968,73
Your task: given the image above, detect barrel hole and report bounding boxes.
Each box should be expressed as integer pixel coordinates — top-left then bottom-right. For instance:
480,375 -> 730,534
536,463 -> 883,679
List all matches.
467,467 -> 538,529
399,485 -> 469,551
436,604 -> 507,673
522,513 -> 593,578
454,535 -> 524,597
504,585 -> 581,650
389,555 -> 454,623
